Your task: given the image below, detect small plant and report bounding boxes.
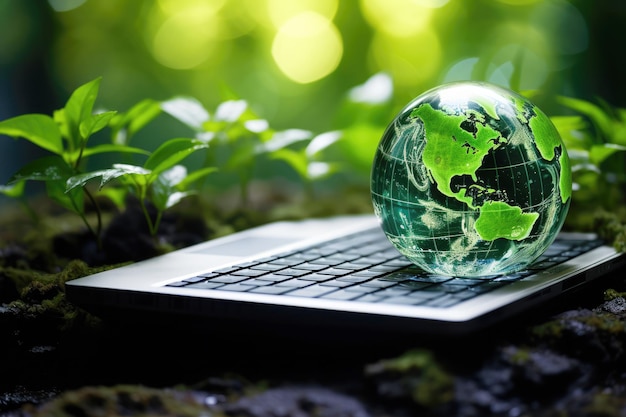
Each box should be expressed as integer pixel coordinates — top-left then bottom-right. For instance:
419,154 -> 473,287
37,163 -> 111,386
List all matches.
161,94 -> 345,205
0,77 -> 217,247
161,95 -> 275,206
0,78 -> 149,247
66,138 -> 215,237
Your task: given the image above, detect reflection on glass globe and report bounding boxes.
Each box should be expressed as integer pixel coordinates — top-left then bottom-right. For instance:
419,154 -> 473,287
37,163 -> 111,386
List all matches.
371,81 -> 572,278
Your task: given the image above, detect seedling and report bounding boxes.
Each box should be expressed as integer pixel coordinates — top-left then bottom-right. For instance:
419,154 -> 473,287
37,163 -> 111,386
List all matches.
0,78 -> 148,246
66,137 -> 214,237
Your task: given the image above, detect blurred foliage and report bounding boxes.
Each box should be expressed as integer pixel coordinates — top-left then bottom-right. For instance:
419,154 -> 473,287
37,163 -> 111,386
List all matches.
549,95 -> 626,230
1,0 -> 625,227
0,0 -> 606,129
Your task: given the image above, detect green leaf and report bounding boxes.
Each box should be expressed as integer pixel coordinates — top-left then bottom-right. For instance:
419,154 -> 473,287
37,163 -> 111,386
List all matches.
306,131 -> 342,158
177,166 -> 217,189
307,161 -> 338,180
151,166 -> 186,211
112,163 -> 152,176
550,115 -> 591,151
589,143 -> 626,166
258,129 -> 312,153
164,191 -> 194,210
64,77 -> 102,146
53,108 -> 71,146
0,114 -> 64,155
152,177 -> 193,211
110,99 -> 162,145
79,110 -> 117,139
110,163 -> 151,188
144,138 -> 209,176
78,143 -> 151,159
66,168 -> 129,192
0,180 -> 26,198
214,100 -> 247,123
271,148 -> 308,179
8,155 -> 73,184
556,96 -> 613,140
161,96 -> 209,130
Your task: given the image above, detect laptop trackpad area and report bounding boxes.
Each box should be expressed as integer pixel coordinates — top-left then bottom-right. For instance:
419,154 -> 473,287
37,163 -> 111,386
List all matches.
189,236 -> 297,257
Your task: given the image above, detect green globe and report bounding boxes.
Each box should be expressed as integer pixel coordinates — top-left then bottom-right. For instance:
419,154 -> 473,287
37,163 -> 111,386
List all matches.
371,82 -> 572,278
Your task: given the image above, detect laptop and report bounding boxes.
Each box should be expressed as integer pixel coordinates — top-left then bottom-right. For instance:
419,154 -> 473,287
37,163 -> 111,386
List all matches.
65,213 -> 625,335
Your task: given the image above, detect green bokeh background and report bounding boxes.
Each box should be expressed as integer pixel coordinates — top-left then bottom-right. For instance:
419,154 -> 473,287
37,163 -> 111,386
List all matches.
0,0 -> 623,204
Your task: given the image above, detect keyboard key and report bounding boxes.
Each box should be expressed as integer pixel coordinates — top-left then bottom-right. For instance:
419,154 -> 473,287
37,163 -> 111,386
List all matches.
181,276 -> 207,283
375,287 -> 411,297
344,285 -> 378,293
422,294 -> 462,308
319,280 -> 353,288
209,275 -> 249,284
166,281 -> 190,287
292,263 -> 328,272
354,294 -> 385,303
255,274 -> 293,283
333,262 -> 369,271
285,284 -> 337,298
219,283 -> 256,292
186,281 -> 224,290
275,279 -> 314,288
249,286 -> 292,295
250,264 -> 287,272
274,268 -> 312,277
231,269 -> 269,277
320,289 -> 361,300
359,279 -> 397,289
336,275 -> 374,283
241,278 -> 275,287
346,270 -> 384,278
398,281 -> 431,291
316,268 -> 351,276
297,273 -> 334,282
268,258 -> 305,267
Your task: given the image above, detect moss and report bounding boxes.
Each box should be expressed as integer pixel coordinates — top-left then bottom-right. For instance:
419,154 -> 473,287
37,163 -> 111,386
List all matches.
531,318 -> 565,340
593,209 -> 626,252
584,390 -> 626,416
507,347 -> 532,365
604,289 -> 626,301
580,313 -> 626,334
22,384 -> 225,417
365,349 -> 455,408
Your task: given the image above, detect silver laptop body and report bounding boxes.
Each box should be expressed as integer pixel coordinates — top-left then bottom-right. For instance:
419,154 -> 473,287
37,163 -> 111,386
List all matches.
65,214 -> 625,335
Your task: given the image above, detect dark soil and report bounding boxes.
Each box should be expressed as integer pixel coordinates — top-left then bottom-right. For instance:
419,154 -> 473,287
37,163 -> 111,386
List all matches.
2,191 -> 626,417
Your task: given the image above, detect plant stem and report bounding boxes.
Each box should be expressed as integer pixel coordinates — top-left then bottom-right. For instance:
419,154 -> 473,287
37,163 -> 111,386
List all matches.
139,198 -> 157,236
83,188 -> 103,250
73,199 -> 100,250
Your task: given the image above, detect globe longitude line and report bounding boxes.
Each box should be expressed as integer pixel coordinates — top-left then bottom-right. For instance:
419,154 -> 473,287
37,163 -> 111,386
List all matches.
519,142 -> 535,213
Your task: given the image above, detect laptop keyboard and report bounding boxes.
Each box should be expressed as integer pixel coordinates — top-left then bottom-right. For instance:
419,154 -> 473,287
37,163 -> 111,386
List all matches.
166,228 -> 604,308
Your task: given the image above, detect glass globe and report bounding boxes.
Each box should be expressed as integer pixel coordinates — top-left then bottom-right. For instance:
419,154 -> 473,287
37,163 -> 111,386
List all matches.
371,81 -> 572,278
